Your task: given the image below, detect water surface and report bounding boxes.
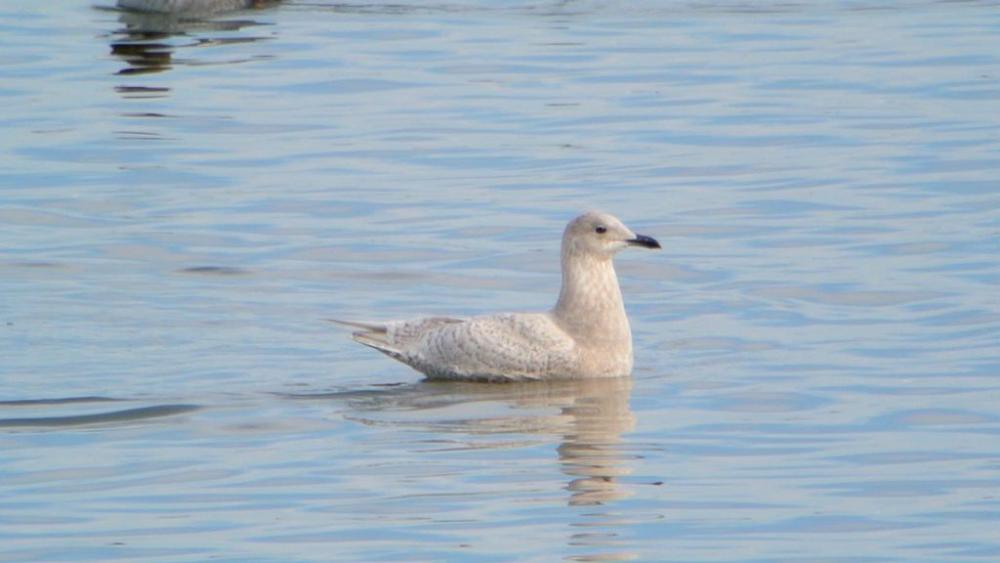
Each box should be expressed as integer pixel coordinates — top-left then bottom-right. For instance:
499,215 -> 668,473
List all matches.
1,1 -> 998,560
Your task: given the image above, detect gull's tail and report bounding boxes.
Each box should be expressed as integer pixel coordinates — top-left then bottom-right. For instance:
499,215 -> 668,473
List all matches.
327,318 -> 401,357
328,316 -> 466,364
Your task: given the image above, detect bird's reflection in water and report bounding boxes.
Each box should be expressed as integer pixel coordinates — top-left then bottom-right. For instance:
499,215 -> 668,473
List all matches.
452,378 -> 636,507
555,378 -> 636,506
107,4 -> 275,76
295,377 -> 637,506
283,377 -> 640,560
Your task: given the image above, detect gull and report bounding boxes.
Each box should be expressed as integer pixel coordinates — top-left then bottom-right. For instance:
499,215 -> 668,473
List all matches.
116,0 -> 269,14
331,211 -> 660,382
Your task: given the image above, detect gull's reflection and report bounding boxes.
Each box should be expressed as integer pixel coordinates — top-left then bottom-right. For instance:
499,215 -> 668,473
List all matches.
281,377 -> 639,560
107,2 -> 277,76
446,378 -> 636,507
554,378 -> 635,506
302,377 -> 636,507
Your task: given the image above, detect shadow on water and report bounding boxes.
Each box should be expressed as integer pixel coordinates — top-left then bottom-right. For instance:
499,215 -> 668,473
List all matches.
0,396 -> 200,428
281,377 -> 637,507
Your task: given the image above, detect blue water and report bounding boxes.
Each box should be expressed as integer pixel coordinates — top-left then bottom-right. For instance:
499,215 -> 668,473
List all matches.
1,1 -> 998,560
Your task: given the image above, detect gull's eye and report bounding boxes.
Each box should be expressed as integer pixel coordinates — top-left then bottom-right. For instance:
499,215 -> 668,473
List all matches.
595,226 -> 607,234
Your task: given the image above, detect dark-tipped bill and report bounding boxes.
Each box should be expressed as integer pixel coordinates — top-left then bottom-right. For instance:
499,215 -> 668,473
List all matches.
627,234 -> 661,249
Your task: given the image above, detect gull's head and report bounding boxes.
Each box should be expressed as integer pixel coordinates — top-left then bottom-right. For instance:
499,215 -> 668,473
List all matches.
563,210 -> 661,259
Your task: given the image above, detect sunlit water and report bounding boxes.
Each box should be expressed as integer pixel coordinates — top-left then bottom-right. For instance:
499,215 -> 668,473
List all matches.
1,1 -> 998,560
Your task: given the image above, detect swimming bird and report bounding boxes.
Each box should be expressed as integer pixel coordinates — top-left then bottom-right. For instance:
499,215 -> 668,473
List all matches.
331,211 -> 660,382
117,0 -> 269,14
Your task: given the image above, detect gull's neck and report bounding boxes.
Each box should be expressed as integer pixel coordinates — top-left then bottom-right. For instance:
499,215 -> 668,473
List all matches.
552,248 -> 631,344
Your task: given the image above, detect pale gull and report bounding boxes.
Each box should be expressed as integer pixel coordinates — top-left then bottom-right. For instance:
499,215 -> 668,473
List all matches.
117,0 -> 268,14
331,211 -> 660,382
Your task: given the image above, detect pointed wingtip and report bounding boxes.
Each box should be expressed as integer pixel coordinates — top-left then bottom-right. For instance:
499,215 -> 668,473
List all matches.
326,318 -> 388,332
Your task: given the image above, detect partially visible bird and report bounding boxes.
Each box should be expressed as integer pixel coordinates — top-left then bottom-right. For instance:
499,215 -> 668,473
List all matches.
117,0 -> 270,15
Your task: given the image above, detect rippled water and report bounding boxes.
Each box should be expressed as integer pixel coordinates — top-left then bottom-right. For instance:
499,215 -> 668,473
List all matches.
1,1 -> 998,560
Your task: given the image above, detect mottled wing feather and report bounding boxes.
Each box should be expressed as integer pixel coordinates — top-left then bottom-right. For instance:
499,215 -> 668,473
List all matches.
388,317 -> 465,345
345,317 -> 464,359
403,313 -> 578,382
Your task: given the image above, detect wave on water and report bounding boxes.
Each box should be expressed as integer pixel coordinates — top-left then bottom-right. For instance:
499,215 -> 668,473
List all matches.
0,399 -> 200,428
